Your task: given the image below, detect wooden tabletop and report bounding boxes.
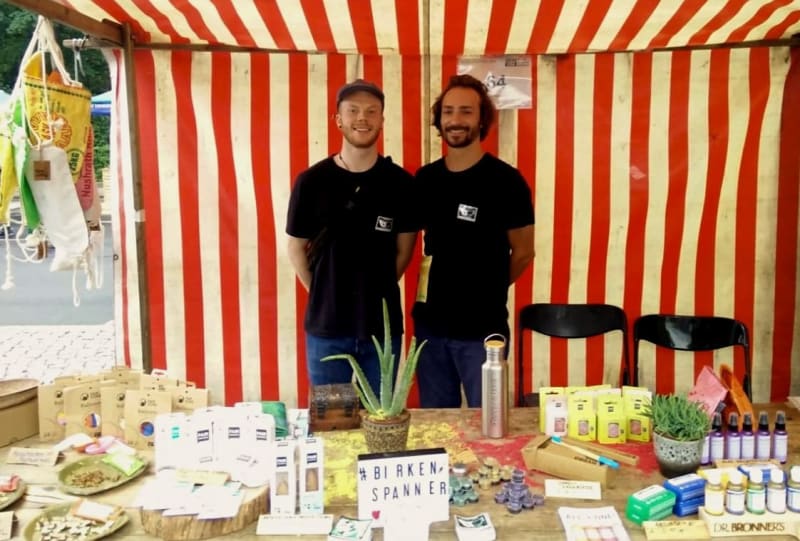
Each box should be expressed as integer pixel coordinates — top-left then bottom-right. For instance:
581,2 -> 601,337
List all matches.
1,404 -> 797,540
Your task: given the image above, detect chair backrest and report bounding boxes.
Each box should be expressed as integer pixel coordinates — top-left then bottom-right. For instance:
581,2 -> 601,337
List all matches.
632,314 -> 752,398
516,303 -> 630,406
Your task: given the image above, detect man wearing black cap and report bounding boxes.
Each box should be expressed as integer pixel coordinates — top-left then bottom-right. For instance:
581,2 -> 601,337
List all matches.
286,79 -> 418,395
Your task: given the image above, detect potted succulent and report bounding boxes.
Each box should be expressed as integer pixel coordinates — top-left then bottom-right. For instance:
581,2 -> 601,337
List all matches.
323,300 -> 426,453
645,393 -> 711,477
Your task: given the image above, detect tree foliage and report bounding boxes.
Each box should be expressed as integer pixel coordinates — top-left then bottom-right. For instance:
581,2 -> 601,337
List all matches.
0,3 -> 111,179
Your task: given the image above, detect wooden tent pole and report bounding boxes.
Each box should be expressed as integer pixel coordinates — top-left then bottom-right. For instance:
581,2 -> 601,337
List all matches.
120,22 -> 153,373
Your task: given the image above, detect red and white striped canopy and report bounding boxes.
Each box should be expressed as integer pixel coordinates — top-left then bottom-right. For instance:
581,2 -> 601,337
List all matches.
59,0 -> 800,53
36,1 -> 800,407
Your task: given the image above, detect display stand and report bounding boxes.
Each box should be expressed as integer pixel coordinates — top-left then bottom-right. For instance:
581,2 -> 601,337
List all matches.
140,485 -> 268,540
698,507 -> 800,538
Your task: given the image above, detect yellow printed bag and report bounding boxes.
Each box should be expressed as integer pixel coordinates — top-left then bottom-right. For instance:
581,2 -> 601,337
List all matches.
22,50 -> 91,183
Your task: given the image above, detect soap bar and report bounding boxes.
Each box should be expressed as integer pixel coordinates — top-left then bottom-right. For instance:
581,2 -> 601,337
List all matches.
673,495 -> 705,517
627,485 -> 677,518
663,473 -> 706,502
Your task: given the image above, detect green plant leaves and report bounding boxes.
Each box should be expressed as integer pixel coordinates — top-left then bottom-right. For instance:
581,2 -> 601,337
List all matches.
644,393 -> 711,441
321,299 -> 426,420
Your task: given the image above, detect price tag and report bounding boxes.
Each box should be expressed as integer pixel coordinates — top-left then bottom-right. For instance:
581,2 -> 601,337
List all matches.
6,447 -> 59,467
643,519 -> 710,539
32,160 -> 51,181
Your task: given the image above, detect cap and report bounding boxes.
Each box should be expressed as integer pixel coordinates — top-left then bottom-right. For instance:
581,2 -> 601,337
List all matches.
336,79 -> 384,109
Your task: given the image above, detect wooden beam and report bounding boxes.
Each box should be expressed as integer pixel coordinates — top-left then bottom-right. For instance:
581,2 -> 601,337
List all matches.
7,0 -> 123,46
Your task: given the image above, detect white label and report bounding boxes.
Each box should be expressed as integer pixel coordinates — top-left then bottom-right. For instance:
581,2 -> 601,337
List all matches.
745,488 -> 766,513
704,489 -> 725,515
710,436 -> 725,462
755,434 -> 771,459
773,433 -> 788,462
544,479 -> 602,500
633,484 -> 668,501
767,486 -> 787,513
726,489 -> 746,514
787,486 -> 800,512
740,435 -> 755,460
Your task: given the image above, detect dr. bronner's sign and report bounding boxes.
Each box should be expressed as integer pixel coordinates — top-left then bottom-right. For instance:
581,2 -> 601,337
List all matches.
698,507 -> 799,537
357,448 -> 449,529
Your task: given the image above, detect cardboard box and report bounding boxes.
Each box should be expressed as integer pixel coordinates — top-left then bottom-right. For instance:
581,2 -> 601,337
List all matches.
521,434 -> 616,488
0,398 -> 39,447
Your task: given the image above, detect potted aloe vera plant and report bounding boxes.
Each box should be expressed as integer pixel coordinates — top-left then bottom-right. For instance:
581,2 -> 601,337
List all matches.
645,393 -> 711,477
323,300 -> 426,453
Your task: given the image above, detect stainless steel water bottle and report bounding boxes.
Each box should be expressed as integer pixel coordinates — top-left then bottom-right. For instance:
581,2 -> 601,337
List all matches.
481,334 -> 508,438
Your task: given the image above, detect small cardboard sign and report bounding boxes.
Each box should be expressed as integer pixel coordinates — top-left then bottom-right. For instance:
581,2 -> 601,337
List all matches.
642,519 -> 710,539
6,447 -> 59,466
174,469 -> 230,486
544,479 -> 602,500
0,511 -> 13,541
356,447 -> 449,528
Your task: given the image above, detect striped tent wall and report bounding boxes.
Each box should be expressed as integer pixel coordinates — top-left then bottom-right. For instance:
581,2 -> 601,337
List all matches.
110,46 -> 800,406
57,0 -> 800,54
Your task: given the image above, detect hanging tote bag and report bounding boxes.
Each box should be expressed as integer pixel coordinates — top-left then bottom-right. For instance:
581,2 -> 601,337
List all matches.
25,143 -> 88,271
21,21 -> 92,183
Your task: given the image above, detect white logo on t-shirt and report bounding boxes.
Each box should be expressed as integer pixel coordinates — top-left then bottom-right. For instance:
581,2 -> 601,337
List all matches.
375,216 -> 393,232
457,204 -> 478,222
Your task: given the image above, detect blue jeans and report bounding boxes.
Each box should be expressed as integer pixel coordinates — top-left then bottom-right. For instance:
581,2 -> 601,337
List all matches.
415,327 -> 488,408
306,334 -> 401,400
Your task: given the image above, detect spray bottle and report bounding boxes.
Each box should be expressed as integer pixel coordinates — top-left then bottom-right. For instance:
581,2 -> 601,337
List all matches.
773,410 -> 788,463
755,411 -> 771,460
709,412 -> 725,463
725,412 -> 741,460
740,412 -> 755,460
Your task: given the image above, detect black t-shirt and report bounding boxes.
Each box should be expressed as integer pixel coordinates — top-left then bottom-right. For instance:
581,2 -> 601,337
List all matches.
412,153 -> 535,339
286,155 -> 417,340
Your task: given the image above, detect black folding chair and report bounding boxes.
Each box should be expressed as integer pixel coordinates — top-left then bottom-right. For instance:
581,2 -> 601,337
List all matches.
516,303 -> 630,406
632,314 -> 752,399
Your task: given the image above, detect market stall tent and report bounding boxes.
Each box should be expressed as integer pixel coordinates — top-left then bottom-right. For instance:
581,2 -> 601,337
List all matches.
13,0 -> 800,407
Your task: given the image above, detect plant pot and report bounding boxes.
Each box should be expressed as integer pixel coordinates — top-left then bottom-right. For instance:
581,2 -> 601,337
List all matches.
360,410 -> 411,453
652,431 -> 704,478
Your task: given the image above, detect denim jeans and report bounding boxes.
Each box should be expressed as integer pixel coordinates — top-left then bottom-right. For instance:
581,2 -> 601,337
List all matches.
415,326 -> 488,408
306,333 -> 401,400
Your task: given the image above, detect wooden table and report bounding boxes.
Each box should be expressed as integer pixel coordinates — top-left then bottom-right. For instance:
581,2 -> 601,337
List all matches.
1,405 -> 797,540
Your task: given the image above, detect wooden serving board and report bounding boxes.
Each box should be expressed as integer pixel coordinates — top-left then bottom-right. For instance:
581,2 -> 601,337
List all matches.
139,485 -> 268,540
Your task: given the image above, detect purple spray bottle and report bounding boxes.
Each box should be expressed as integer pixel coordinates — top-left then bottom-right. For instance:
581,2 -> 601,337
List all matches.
740,412 -> 755,460
726,412 -> 741,460
755,411 -> 771,460
773,410 -> 788,463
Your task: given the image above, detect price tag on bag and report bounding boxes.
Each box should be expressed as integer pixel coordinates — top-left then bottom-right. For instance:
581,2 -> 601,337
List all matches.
32,160 -> 51,181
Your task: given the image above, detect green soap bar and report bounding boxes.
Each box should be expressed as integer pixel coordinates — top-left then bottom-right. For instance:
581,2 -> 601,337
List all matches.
261,401 -> 288,437
627,484 -> 676,516
626,504 -> 674,525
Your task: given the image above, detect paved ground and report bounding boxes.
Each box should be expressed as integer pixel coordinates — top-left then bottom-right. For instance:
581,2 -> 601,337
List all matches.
0,321 -> 116,382
1,196 -> 116,383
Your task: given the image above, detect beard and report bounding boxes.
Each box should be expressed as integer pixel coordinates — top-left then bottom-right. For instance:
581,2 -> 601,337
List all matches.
341,125 -> 381,149
443,125 -> 479,148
